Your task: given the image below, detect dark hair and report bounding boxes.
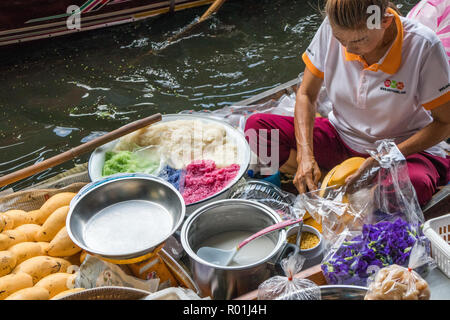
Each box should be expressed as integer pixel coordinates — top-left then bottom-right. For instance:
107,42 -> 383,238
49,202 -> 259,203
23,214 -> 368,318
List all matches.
324,0 -> 400,29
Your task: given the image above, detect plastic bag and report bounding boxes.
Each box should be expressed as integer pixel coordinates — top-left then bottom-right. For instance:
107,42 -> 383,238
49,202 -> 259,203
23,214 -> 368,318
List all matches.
141,287 -> 210,300
364,240 -> 435,300
74,254 -> 160,293
296,140 -> 432,286
228,178 -> 301,220
257,253 -> 321,300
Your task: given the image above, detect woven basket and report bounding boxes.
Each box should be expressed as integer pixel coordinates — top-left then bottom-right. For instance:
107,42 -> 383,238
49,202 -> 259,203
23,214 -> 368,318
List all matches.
58,286 -> 150,300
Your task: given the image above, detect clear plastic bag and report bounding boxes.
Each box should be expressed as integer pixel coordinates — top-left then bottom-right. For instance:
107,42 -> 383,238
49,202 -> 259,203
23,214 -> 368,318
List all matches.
364,240 -> 435,300
75,254 -> 160,293
229,178 -> 301,220
295,140 -> 432,286
257,253 -> 321,300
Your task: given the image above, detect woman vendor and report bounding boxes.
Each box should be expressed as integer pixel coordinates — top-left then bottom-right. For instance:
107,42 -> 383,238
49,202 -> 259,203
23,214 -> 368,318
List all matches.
244,0 -> 450,206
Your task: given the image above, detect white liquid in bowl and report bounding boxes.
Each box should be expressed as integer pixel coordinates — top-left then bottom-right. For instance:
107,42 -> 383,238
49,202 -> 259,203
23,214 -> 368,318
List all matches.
198,230 -> 277,266
83,200 -> 173,255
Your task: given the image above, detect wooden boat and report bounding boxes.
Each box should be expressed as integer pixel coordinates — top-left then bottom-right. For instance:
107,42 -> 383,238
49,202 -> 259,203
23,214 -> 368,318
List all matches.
0,78 -> 447,300
0,0 -> 215,46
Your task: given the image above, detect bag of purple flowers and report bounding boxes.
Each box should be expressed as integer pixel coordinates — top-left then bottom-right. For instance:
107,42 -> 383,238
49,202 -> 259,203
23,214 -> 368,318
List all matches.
257,253 -> 321,300
296,140 -> 433,286
364,241 -> 435,300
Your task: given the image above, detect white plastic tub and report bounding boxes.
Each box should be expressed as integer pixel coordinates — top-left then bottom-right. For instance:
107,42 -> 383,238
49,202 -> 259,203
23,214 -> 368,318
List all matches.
423,214 -> 450,278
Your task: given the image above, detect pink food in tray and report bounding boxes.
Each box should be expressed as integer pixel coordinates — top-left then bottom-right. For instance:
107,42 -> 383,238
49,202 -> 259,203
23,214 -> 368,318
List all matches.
182,160 -> 240,205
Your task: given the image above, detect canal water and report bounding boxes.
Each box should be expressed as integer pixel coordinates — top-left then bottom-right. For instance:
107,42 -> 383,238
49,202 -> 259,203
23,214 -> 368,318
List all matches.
0,0 -> 416,191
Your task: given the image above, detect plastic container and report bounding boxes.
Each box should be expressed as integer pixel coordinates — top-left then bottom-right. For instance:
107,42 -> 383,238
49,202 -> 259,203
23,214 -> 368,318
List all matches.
423,214 -> 450,278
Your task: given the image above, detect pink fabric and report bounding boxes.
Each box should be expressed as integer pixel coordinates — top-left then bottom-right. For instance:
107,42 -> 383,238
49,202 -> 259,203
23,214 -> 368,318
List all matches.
244,114 -> 450,206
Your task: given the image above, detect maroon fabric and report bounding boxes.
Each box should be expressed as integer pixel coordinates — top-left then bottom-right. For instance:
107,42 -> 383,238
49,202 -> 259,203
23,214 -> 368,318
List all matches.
244,113 -> 450,206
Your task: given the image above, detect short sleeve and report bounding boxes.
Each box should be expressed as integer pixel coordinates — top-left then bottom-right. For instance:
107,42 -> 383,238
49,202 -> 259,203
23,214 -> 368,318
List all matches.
419,41 -> 450,110
302,17 -> 331,79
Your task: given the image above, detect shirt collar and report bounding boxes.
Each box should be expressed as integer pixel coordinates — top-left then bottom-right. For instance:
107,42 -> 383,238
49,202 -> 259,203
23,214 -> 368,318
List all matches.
343,8 -> 403,74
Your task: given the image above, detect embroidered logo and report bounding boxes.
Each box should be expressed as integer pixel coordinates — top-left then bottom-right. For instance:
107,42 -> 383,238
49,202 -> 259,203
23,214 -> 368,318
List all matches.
384,79 -> 404,90
381,79 -> 406,94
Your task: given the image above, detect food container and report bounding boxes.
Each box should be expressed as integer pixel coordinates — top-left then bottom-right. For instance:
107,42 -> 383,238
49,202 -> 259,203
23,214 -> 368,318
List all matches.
277,285 -> 368,300
88,114 -> 251,216
423,213 -> 450,278
57,286 -> 151,300
180,199 -> 287,300
277,224 -> 324,270
66,173 -> 185,264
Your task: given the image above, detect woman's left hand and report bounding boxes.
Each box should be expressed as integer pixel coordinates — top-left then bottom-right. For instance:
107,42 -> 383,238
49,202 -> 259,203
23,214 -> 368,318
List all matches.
345,157 -> 378,192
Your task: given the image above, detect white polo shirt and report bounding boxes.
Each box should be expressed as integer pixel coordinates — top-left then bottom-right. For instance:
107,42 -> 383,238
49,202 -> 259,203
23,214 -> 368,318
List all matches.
302,8 -> 450,157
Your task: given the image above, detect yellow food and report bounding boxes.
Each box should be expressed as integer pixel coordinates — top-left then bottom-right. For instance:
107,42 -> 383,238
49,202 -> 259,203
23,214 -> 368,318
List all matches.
0,229 -> 28,251
35,273 -> 76,298
3,210 -> 34,228
328,157 -> 366,187
0,272 -> 33,300
51,287 -> 85,300
8,242 -> 46,265
64,251 -> 82,267
79,250 -> 87,264
12,256 -> 72,284
37,242 -> 50,253
0,214 -> 14,233
47,227 -> 81,257
365,264 -> 430,300
35,206 -> 69,242
287,231 -> 320,250
0,250 -> 17,277
4,286 -> 50,300
31,192 -> 77,225
14,224 -> 41,242
304,217 -> 323,233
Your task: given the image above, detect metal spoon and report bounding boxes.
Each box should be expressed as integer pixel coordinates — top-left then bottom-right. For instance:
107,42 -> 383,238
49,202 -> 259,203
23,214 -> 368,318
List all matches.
197,218 -> 302,266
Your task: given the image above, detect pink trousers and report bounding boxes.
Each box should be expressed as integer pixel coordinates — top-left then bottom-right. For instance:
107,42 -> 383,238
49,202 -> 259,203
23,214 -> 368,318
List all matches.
244,114 -> 450,206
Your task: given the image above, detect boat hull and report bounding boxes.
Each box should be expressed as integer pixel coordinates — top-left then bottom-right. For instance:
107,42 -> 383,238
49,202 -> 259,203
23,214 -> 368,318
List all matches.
0,0 -> 214,46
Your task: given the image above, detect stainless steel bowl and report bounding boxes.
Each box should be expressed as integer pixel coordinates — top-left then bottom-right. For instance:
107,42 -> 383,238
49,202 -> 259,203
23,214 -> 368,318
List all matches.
319,285 -> 368,300
88,114 -> 251,216
66,174 -> 185,263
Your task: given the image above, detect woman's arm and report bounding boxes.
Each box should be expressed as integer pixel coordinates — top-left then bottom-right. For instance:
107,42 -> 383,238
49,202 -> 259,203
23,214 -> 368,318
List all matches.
397,101 -> 450,157
293,67 -> 324,193
345,100 -> 450,188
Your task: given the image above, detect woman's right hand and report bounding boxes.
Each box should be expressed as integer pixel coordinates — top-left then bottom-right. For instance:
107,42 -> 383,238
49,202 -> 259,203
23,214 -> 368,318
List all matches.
293,155 -> 321,194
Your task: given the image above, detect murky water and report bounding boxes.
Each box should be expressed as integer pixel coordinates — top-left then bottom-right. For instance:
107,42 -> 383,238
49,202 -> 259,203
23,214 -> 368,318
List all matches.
0,0 -> 415,191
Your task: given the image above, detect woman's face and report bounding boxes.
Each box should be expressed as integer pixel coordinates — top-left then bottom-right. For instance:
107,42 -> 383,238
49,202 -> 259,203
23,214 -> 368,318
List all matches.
330,16 -> 394,57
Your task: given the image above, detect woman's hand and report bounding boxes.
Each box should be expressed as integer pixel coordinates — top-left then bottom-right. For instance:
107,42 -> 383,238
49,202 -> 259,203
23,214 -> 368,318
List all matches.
345,156 -> 378,192
293,155 -> 322,193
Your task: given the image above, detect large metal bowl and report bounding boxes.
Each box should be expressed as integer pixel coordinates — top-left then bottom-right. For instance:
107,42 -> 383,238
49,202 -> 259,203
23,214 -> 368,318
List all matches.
276,285 -> 368,300
88,114 -> 251,216
66,174 -> 185,263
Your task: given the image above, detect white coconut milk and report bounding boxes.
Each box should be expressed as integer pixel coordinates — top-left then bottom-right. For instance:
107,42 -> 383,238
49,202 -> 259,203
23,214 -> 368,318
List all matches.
198,230 -> 276,266
84,200 -> 173,255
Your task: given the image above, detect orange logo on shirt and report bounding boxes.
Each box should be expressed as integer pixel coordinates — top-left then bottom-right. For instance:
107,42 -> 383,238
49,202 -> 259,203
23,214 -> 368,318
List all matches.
384,79 -> 404,90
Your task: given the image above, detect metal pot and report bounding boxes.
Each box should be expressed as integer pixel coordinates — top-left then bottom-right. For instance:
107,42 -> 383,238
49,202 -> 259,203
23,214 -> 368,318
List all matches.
180,199 -> 287,300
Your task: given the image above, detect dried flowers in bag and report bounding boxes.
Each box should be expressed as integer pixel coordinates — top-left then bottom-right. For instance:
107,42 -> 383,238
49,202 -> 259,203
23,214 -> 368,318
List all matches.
257,253 -> 321,300
321,217 -> 426,286
297,140 -> 432,286
364,241 -> 435,300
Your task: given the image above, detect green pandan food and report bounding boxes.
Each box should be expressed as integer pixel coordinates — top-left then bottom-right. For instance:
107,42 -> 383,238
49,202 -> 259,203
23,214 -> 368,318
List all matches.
102,150 -> 160,176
